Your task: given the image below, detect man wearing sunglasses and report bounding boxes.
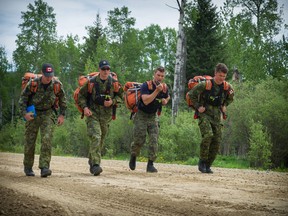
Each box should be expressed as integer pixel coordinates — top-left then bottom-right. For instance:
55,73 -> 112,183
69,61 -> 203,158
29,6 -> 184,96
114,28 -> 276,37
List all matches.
77,60 -> 123,176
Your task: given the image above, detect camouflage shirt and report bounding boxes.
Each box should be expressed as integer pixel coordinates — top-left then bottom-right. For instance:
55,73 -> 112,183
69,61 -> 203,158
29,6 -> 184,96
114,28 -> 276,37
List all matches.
19,77 -> 67,116
188,79 -> 234,113
77,75 -> 123,120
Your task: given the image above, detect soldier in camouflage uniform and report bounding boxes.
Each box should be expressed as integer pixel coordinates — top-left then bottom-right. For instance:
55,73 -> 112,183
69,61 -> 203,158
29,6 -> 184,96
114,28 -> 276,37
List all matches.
188,63 -> 234,174
77,60 -> 123,176
19,63 -> 67,177
129,66 -> 170,173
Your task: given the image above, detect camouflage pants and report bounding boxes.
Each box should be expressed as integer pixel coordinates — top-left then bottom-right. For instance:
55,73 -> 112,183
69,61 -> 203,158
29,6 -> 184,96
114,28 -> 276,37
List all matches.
131,110 -> 159,161
198,114 -> 223,167
23,111 -> 55,169
86,116 -> 109,165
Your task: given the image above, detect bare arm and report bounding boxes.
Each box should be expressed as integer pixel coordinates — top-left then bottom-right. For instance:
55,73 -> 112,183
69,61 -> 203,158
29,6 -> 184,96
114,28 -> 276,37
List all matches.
141,84 -> 163,105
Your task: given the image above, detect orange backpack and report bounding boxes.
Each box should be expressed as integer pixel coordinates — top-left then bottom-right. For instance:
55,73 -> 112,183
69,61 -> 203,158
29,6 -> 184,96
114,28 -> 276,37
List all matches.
123,82 -> 143,114
21,72 -> 61,109
123,81 -> 167,119
73,72 -> 119,119
185,75 -> 230,119
185,75 -> 213,109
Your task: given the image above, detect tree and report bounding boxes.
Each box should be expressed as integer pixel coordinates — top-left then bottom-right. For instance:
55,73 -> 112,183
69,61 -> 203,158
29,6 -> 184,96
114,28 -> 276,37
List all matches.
185,0 -> 224,79
221,0 -> 286,80
0,46 -> 11,127
13,0 -> 57,73
105,6 -> 136,74
57,35 -> 82,94
172,0 -> 187,124
106,6 -> 136,44
248,121 -> 272,169
81,13 -> 103,70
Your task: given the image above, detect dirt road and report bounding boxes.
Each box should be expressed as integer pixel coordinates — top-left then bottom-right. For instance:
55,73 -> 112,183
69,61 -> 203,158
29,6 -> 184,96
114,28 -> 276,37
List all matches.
0,152 -> 287,216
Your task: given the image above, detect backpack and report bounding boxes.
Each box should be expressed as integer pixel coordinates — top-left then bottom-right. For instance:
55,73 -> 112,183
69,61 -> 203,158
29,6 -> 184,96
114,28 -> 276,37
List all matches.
185,75 -> 213,109
123,81 -> 167,119
21,72 -> 61,110
73,71 -> 120,119
185,75 -> 230,119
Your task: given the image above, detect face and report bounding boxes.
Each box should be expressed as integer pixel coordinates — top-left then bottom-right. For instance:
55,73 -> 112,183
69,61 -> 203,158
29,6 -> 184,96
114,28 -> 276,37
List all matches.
99,67 -> 110,80
154,71 -> 165,83
41,74 -> 53,84
214,71 -> 227,85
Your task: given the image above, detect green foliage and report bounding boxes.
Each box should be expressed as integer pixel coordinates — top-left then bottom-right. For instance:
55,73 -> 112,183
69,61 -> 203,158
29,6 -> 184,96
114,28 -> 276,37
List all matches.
185,0 -> 224,78
13,0 -> 57,73
213,155 -> 249,169
158,109 -> 201,162
221,0 -> 287,80
1,1 -> 287,170
222,79 -> 288,167
248,121 -> 272,169
82,13 -> 103,68
0,120 -> 32,153
104,107 -> 134,156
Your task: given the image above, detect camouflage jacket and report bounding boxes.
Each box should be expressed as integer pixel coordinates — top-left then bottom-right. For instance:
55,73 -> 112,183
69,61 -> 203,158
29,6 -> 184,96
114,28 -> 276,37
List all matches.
188,79 -> 234,115
77,75 -> 123,120
19,77 -> 67,116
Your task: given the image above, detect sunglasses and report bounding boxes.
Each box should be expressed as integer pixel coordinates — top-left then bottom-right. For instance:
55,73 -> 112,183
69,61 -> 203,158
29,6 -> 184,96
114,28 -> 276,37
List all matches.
101,67 -> 110,71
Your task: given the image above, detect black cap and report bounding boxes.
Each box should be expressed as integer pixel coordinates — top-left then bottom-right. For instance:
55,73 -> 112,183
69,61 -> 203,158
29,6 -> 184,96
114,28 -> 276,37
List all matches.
99,60 -> 110,69
42,63 -> 54,77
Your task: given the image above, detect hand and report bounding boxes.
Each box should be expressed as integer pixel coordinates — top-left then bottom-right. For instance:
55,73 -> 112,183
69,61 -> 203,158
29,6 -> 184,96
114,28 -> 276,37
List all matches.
84,107 -> 92,116
221,105 -> 227,113
57,115 -> 65,126
24,112 -> 34,121
155,83 -> 163,92
104,98 -> 113,107
161,98 -> 168,105
198,106 -> 206,113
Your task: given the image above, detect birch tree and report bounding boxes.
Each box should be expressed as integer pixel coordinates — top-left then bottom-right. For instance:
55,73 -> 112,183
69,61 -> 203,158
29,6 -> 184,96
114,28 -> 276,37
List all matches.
172,0 -> 187,124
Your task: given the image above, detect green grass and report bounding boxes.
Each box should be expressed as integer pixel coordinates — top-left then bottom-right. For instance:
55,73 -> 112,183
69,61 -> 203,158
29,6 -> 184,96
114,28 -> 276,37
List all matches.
212,155 -> 249,169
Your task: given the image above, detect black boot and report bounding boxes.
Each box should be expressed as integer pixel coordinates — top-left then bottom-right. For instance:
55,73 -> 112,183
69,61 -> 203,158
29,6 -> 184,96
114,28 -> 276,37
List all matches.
40,168 -> 52,178
206,165 -> 213,174
146,160 -> 158,173
91,164 -> 103,176
129,155 -> 136,170
198,159 -> 207,173
24,167 -> 35,176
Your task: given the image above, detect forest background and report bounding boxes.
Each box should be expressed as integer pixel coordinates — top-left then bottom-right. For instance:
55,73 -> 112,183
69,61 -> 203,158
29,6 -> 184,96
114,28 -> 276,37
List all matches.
0,0 -> 287,170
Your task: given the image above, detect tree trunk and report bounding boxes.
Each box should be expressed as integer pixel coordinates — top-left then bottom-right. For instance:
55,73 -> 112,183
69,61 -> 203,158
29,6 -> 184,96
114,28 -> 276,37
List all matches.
11,87 -> 15,124
172,0 -> 186,124
0,96 -> 2,127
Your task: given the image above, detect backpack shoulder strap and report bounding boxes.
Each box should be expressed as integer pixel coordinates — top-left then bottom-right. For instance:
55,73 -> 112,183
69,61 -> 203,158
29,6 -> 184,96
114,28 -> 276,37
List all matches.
30,78 -> 40,93
111,77 -> 120,93
87,76 -> 96,94
52,77 -> 61,95
106,75 -> 112,94
146,80 -> 153,90
205,79 -> 212,90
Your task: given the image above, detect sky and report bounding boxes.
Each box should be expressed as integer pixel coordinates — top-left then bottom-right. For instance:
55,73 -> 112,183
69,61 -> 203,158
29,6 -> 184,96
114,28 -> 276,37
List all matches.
0,0 -> 287,63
